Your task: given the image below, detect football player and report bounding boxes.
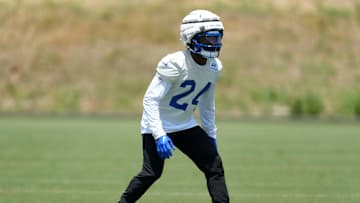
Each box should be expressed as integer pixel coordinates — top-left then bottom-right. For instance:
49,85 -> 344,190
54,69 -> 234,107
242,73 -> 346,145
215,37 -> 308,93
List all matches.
118,10 -> 229,203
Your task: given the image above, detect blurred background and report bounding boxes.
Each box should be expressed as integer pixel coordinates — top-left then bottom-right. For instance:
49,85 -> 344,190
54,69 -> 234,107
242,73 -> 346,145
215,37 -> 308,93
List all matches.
1,1 -> 360,203
1,0 -> 360,119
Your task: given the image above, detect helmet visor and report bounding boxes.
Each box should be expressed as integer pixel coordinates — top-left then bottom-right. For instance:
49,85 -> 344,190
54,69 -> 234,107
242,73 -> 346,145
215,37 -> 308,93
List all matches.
195,30 -> 223,45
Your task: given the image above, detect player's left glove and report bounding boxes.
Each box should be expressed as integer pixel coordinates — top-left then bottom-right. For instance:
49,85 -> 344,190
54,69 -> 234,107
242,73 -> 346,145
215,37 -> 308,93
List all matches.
156,135 -> 175,159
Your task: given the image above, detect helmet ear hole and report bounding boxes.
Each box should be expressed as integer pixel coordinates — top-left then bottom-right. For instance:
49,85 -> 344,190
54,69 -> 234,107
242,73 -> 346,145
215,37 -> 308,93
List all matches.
187,42 -> 198,52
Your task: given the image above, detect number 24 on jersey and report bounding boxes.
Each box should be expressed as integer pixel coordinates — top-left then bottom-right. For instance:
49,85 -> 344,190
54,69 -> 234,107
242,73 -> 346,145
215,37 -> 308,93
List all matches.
169,80 -> 211,111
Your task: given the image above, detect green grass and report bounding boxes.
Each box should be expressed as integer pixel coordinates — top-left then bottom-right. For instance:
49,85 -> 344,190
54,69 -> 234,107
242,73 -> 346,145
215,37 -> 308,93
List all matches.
0,116 -> 360,203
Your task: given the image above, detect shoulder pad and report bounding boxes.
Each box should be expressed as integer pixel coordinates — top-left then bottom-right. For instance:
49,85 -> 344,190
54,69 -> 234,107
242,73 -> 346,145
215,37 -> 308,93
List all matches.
156,51 -> 185,82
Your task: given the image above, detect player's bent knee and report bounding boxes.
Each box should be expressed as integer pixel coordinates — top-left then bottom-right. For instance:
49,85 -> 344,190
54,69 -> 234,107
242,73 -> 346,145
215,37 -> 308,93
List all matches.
151,170 -> 163,180
202,156 -> 225,177
137,168 -> 163,182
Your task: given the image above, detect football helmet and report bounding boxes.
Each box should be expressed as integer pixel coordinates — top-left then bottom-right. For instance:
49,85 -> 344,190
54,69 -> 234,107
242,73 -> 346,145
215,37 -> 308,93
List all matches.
180,10 -> 224,58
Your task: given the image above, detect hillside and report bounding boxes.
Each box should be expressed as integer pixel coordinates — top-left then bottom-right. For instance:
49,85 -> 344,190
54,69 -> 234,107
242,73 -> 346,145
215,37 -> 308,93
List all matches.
1,0 -> 360,118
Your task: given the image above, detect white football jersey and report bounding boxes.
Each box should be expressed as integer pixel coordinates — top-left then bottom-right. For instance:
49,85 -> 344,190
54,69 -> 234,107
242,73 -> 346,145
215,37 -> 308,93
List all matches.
141,50 -> 222,140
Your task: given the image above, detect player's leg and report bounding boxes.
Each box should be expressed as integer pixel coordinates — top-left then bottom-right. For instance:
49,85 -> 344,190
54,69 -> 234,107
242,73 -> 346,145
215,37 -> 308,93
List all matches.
118,134 -> 164,203
169,126 -> 229,203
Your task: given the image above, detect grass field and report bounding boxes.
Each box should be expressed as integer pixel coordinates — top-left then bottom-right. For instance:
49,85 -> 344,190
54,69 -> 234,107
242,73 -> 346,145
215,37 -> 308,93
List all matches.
0,116 -> 359,203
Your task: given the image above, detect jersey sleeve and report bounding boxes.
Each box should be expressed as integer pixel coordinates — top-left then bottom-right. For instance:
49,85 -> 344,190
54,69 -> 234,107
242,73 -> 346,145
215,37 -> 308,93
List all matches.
198,83 -> 217,139
142,75 -> 172,140
156,53 -> 185,82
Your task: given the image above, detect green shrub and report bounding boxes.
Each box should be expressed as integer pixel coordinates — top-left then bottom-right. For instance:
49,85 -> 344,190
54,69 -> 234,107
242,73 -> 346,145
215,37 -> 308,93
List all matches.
306,93 -> 324,116
291,92 -> 324,117
291,98 -> 303,116
354,96 -> 360,118
340,92 -> 360,118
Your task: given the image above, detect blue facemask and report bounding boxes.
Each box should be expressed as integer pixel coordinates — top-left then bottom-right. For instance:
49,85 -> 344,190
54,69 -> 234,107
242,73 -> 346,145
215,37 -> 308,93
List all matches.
189,30 -> 223,58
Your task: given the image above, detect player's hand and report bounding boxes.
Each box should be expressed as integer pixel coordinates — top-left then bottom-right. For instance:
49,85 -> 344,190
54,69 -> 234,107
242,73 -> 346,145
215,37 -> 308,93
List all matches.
156,135 -> 175,159
210,137 -> 217,151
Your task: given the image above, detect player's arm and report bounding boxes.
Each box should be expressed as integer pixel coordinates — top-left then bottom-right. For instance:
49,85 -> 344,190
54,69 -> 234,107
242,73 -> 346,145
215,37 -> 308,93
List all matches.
143,75 -> 176,159
145,54 -> 182,139
143,75 -> 171,140
143,54 -> 182,159
199,84 -> 217,150
198,83 -> 217,141
199,58 -> 223,149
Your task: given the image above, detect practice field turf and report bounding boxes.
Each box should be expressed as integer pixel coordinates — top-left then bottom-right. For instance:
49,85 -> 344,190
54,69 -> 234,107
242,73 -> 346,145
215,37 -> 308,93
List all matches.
0,116 -> 359,203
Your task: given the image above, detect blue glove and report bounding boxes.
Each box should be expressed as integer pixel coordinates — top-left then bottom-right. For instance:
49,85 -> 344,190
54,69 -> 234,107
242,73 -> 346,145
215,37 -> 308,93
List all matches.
156,135 -> 175,159
210,137 -> 217,151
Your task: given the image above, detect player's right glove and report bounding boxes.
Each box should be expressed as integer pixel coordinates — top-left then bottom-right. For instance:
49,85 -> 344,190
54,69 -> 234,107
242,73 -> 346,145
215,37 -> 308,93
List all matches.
156,135 -> 175,159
